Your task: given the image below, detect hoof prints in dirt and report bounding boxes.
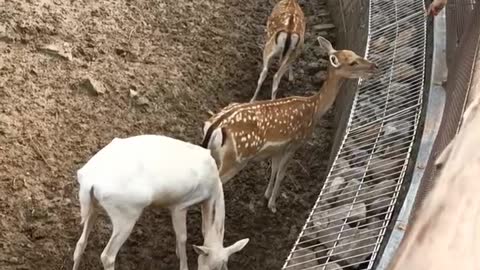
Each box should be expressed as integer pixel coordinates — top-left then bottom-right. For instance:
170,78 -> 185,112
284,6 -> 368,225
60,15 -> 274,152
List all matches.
0,0 -> 338,270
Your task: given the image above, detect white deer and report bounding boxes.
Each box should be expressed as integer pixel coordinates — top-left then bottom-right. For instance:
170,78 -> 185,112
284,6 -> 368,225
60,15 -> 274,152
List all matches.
250,0 -> 306,101
71,135 -> 249,270
202,37 -> 378,213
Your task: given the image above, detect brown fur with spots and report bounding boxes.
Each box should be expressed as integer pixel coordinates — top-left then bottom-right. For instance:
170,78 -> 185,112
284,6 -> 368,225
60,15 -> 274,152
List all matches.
202,37 -> 378,213
267,0 -> 305,40
250,0 -> 306,101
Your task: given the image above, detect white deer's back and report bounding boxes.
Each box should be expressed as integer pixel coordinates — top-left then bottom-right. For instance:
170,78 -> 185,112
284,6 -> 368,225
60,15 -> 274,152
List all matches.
77,135 -> 219,208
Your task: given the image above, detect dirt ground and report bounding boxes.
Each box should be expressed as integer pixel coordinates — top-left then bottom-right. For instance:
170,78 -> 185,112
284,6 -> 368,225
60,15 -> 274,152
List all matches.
0,0 -> 338,269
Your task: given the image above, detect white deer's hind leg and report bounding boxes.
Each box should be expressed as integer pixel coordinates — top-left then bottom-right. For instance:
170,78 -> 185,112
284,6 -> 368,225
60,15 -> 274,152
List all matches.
268,151 -> 295,213
100,205 -> 142,270
72,209 -> 98,270
171,208 -> 188,270
264,155 -> 281,199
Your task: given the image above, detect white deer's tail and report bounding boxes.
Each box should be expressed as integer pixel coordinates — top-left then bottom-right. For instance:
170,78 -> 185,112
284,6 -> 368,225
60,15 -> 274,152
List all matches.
77,173 -> 95,225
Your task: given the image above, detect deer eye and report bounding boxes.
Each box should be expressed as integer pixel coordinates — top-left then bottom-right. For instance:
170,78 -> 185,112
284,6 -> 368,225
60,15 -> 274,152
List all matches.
349,61 -> 358,66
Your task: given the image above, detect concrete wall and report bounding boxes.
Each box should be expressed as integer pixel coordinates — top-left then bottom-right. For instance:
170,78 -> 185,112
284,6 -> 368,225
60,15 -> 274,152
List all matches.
326,0 -> 369,165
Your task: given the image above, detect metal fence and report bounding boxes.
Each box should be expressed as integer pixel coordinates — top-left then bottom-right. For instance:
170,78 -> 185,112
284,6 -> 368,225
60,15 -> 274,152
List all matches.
282,1 -> 428,269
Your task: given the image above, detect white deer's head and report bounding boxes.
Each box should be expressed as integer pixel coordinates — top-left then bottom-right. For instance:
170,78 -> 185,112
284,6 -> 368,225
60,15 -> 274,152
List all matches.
194,238 -> 249,270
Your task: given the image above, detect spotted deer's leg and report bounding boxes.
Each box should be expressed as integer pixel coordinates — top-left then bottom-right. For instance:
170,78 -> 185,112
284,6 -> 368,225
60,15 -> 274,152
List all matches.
271,34 -> 300,100
268,150 -> 296,213
264,155 -> 281,199
288,66 -> 294,82
288,38 -> 304,82
271,57 -> 293,100
251,37 -> 283,102
288,40 -> 303,82
279,46 -> 294,83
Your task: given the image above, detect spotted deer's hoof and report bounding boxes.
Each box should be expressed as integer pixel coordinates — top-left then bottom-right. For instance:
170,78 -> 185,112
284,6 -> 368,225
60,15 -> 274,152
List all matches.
264,190 -> 272,200
267,201 -> 277,213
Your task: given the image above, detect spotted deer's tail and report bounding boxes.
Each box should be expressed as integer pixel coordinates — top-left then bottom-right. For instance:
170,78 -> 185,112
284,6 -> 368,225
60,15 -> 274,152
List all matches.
201,125 -> 227,150
277,31 -> 292,59
275,16 -> 300,60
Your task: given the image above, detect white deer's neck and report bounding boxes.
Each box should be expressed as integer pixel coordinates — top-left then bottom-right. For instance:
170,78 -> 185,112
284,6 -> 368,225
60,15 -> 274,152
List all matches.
203,189 -> 226,248
313,67 -> 343,118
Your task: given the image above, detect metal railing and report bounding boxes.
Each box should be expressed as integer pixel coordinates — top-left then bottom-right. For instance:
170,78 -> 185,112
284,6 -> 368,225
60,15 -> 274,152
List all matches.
282,0 -> 428,269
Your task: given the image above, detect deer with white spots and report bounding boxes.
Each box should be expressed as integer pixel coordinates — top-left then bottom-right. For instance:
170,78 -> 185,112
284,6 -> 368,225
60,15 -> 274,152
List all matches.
202,37 -> 378,213
71,135 -> 249,270
250,0 -> 306,102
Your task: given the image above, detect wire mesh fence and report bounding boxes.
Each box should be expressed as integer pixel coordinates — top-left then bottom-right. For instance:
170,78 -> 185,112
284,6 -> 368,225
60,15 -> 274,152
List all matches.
282,0 -> 427,269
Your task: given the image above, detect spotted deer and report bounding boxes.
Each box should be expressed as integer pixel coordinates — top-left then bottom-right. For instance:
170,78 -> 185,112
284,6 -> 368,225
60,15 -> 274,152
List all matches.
250,0 -> 306,102
202,37 -> 378,213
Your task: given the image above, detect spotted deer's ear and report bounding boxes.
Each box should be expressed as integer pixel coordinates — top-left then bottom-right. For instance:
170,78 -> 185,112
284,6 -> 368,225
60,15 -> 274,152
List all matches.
317,36 -> 336,55
329,54 -> 340,68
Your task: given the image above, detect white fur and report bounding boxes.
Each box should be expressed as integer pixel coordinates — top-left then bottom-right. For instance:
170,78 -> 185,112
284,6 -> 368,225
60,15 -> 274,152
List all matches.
72,135 -> 248,270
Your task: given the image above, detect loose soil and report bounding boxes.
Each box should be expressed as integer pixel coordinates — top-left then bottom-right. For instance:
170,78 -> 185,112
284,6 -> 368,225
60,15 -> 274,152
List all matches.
0,0 -> 338,269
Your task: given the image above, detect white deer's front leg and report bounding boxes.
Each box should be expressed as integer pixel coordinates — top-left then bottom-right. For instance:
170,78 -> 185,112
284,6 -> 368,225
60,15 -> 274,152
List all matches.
171,209 -> 188,270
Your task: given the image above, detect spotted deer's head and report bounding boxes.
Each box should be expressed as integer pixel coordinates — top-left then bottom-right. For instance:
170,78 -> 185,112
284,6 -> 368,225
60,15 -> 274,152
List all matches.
317,36 -> 378,79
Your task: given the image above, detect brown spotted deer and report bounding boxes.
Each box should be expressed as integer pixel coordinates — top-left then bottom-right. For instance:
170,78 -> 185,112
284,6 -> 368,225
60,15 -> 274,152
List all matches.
250,0 -> 306,102
202,37 -> 378,213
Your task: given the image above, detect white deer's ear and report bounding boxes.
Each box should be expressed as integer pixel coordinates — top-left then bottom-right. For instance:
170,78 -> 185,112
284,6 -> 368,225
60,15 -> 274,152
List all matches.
193,245 -> 211,256
329,55 -> 340,68
317,36 -> 336,54
226,238 -> 249,256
